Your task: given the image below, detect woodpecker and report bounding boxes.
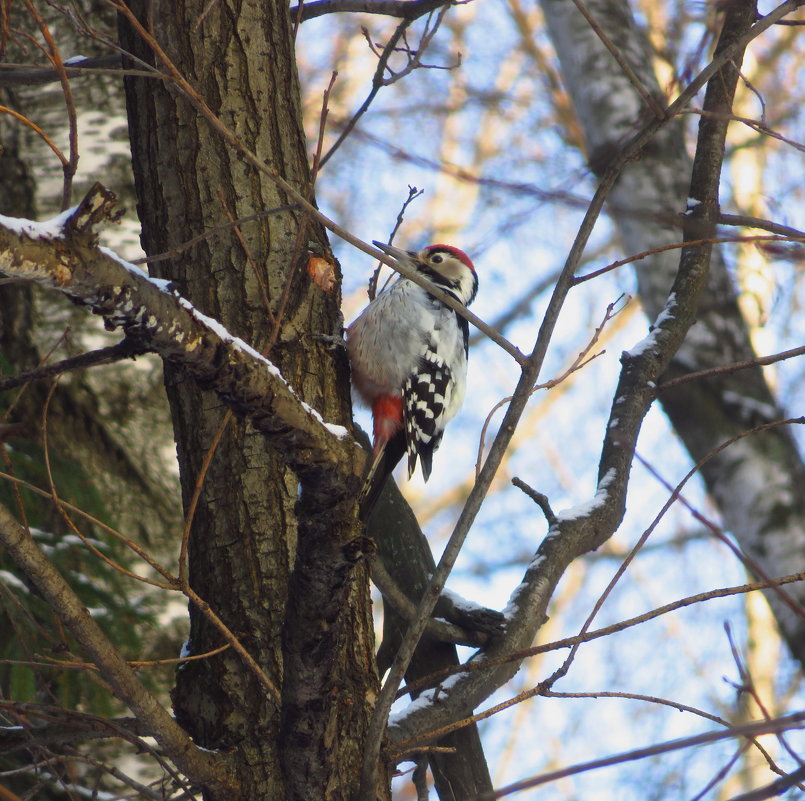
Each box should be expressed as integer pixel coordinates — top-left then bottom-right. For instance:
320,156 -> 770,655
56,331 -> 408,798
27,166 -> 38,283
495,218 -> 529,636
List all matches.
347,240 -> 478,515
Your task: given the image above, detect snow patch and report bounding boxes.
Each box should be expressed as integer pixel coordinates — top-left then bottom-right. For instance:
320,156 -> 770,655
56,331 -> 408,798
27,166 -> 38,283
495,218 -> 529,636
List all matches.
0,207 -> 77,239
0,570 -> 29,592
626,294 -> 677,357
721,390 -> 777,422
503,553 -> 548,619
654,293 -> 677,326
555,468 -> 616,523
625,331 -> 657,358
323,422 -> 349,440
388,672 -> 463,727
99,246 -> 177,293
441,587 -> 483,614
176,296 -> 349,441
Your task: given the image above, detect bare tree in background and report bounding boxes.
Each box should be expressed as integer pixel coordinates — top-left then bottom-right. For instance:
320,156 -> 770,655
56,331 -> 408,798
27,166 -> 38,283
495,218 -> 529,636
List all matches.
0,0 -> 803,800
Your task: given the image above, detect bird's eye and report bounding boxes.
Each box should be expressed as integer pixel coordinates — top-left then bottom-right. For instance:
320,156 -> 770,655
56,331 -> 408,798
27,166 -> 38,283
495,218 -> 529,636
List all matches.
430,254 -> 444,264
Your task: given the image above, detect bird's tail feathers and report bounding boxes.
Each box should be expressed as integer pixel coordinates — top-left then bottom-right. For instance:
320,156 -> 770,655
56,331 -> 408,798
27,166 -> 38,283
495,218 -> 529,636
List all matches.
359,433 -> 406,520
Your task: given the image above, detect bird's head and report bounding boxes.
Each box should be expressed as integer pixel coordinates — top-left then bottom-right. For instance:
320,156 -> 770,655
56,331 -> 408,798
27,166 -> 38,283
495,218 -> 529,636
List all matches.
373,240 -> 478,306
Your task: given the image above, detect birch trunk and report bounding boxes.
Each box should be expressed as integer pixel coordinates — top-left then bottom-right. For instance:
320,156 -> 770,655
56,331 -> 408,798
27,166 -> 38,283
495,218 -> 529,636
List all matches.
540,0 -> 805,664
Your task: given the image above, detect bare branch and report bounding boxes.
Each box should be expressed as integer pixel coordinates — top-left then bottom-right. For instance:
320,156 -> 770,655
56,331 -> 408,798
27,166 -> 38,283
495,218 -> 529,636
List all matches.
372,0 -> 799,770
574,233 -> 805,285
0,184 -> 364,500
0,710 -> 150,754
717,212 -> 805,238
636,449 -> 805,621
370,557 -> 490,647
0,502 -> 236,795
477,713 -> 805,800
511,478 -> 557,527
396,571 -> 805,700
0,54 -> 148,87
0,339 -> 149,392
723,765 -> 805,801
475,295 -> 622,476
317,19 -> 413,169
369,185 -> 424,300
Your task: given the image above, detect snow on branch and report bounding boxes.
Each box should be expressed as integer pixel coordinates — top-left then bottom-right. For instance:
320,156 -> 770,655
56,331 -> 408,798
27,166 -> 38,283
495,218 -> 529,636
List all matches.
0,183 -> 363,498
290,0 -> 454,22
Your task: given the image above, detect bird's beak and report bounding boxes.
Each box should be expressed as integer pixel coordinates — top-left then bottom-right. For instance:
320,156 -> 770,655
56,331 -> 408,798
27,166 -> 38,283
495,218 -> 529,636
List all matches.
372,240 -> 412,262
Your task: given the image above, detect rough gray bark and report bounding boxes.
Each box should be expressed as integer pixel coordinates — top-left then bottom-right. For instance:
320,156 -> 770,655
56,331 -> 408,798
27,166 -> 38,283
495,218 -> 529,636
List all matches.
540,0 -> 805,664
117,1 -> 381,799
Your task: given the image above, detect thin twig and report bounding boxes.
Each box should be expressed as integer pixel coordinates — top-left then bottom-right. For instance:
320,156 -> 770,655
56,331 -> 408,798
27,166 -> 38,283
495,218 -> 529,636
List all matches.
319,3 -> 456,169
21,0 -> 79,208
472,713 -> 805,801
183,586 -> 281,702
8,643 -> 230,672
41,381 -> 179,591
177,410 -> 234,586
475,295 -> 624,477
657,344 -> 805,392
717,212 -> 805,238
636,450 -> 805,621
369,185 -> 423,300
511,478 -> 557,527
318,20 -> 414,170
0,340 -> 150,392
723,623 -> 805,783
0,470 -> 177,588
574,233 -> 805,285
311,70 -> 338,186
687,744 -> 751,801
131,205 -> 298,266
0,105 -> 68,165
396,571 -> 805,699
216,192 -> 276,325
0,54 -> 162,87
680,106 -> 805,154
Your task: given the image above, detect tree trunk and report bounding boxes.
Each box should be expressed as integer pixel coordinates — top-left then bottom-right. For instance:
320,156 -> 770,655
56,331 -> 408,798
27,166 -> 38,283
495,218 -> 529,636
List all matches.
540,0 -> 805,664
371,483 -> 494,801
119,2 -> 382,798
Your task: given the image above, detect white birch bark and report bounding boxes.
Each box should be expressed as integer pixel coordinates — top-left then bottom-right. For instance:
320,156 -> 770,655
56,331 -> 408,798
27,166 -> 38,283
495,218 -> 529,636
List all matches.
540,0 -> 805,663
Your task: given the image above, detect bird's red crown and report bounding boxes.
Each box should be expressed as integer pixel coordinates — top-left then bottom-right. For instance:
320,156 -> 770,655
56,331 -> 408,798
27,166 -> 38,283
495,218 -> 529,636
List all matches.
425,244 -> 476,272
